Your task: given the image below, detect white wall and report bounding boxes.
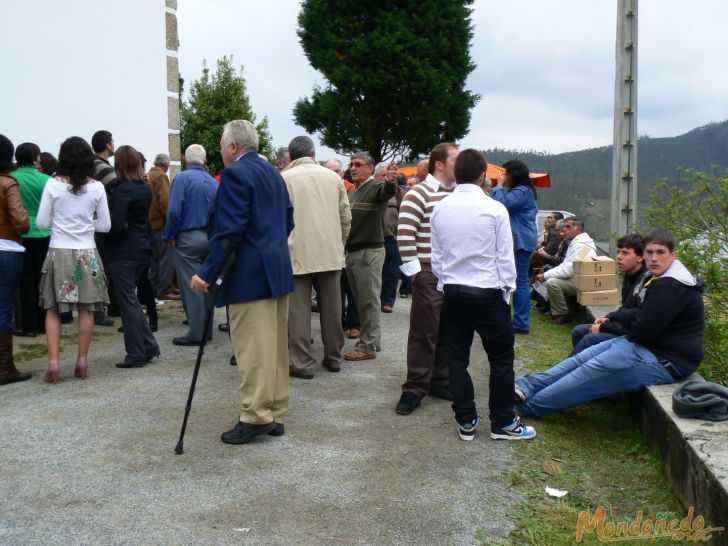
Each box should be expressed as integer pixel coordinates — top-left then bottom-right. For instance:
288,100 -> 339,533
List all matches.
0,0 -> 169,165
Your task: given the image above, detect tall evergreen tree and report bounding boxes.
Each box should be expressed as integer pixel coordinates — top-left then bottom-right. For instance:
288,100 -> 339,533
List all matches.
180,56 -> 274,175
294,1 -> 479,163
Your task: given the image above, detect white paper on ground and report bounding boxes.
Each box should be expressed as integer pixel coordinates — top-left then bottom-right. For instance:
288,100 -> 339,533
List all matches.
545,486 -> 568,497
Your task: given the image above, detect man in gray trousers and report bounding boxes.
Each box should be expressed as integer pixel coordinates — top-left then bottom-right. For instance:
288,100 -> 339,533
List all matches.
163,144 -> 218,345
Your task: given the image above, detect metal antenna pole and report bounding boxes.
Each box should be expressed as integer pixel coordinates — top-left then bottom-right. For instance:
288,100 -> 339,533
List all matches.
610,0 -> 639,255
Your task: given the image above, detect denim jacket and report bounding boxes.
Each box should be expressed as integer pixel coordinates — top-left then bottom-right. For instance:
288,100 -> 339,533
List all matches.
491,185 -> 538,251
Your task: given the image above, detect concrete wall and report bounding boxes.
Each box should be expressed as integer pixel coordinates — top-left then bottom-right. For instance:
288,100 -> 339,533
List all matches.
0,0 -> 178,173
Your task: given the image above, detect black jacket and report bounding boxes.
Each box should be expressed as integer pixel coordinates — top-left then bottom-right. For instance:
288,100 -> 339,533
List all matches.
107,179 -> 153,259
627,260 -> 704,372
601,266 -> 651,336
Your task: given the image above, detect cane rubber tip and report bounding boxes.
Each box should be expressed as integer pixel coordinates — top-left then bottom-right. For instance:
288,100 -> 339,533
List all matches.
174,443 -> 184,455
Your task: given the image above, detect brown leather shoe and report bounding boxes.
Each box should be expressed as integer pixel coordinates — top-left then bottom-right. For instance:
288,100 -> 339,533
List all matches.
344,350 -> 376,361
550,314 -> 572,325
381,305 -> 393,313
346,328 -> 360,339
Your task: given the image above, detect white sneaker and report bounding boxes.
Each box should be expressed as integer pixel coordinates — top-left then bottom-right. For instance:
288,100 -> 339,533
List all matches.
490,417 -> 536,440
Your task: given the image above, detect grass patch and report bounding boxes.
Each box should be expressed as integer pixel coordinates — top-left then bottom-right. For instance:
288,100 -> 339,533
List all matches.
477,311 -> 691,546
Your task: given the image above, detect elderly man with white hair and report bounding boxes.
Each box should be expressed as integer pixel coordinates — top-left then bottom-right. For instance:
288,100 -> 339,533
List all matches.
191,120 -> 295,445
163,144 -> 219,346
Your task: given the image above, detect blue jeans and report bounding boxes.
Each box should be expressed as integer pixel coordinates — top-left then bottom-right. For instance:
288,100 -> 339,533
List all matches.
0,250 -> 24,332
569,323 -> 618,356
516,336 -> 674,417
512,249 -> 531,331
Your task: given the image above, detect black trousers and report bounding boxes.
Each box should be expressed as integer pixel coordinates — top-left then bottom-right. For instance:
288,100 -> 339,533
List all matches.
17,237 -> 49,334
109,252 -> 159,365
441,285 -> 516,430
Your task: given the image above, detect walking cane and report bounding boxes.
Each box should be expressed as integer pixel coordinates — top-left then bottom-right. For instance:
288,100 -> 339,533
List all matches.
175,244 -> 236,455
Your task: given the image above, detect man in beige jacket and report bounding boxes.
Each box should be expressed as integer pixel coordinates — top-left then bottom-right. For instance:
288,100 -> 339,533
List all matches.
282,136 -> 351,378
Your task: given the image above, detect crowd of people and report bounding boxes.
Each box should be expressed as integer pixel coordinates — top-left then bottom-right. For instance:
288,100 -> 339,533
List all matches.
0,124 -> 704,446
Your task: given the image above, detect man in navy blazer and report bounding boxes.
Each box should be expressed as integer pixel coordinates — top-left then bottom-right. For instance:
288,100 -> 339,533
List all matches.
191,119 -> 295,445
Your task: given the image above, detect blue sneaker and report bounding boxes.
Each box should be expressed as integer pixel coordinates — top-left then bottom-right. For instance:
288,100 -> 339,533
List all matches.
490,417 -> 536,441
457,417 -> 481,441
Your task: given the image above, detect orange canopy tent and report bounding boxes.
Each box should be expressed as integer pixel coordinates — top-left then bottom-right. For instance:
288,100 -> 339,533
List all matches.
397,164 -> 551,188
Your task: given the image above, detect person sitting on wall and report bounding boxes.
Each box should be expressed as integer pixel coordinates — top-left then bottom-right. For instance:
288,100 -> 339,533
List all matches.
515,229 -> 704,418
568,233 -> 651,356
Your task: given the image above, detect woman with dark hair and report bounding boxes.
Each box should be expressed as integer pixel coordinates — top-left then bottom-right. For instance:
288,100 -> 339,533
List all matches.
0,135 -> 32,385
38,152 -> 58,177
491,159 -> 538,334
107,145 -> 159,368
36,137 -> 111,382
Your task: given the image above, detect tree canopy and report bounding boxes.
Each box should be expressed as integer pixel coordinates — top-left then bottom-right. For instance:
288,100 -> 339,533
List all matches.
180,56 -> 274,175
294,0 -> 479,163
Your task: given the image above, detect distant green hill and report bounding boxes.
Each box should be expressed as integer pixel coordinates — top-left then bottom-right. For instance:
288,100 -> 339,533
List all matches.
483,119 -> 728,240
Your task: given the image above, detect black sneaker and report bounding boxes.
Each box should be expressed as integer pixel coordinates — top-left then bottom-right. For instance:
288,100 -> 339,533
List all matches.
457,417 -> 481,441
490,417 -> 536,441
428,385 -> 452,401
395,392 -> 423,415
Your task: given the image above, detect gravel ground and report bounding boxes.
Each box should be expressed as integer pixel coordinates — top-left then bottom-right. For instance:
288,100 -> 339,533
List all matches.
2,297 -> 527,545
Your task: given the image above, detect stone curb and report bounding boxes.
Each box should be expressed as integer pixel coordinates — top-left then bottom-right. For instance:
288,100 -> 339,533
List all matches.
640,379 -> 728,545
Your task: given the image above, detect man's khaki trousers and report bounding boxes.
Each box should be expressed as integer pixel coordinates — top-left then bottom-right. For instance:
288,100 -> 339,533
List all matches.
345,248 -> 385,355
228,295 -> 289,425
545,276 -> 577,316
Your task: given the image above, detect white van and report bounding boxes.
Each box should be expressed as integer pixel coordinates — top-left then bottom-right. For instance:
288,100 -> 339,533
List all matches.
536,210 -> 575,238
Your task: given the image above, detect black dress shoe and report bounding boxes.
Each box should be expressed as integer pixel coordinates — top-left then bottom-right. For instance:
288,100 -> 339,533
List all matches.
289,365 -> 314,379
95,315 -> 115,327
218,323 -> 230,332
115,360 -> 147,369
513,329 -> 529,335
221,421 -> 277,444
396,392 -> 423,415
322,359 -> 341,373
150,322 -> 158,333
229,355 -> 237,366
173,336 -> 201,346
182,319 -> 189,325
13,330 -> 36,338
428,385 -> 453,401
147,352 -> 161,363
268,423 -> 285,437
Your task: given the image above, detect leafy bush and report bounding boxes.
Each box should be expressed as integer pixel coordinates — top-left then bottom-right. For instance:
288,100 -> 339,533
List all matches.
646,168 -> 728,385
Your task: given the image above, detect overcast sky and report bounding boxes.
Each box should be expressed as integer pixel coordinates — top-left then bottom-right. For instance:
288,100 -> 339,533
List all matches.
177,0 -> 728,161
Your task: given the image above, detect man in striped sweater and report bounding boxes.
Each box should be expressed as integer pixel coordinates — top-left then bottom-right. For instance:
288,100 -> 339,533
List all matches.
395,143 -> 458,415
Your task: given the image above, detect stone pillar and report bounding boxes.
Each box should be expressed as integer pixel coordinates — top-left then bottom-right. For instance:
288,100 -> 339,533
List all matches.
166,0 -> 181,179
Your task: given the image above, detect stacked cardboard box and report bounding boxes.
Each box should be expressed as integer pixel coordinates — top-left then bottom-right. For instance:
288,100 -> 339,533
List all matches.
574,256 -> 619,305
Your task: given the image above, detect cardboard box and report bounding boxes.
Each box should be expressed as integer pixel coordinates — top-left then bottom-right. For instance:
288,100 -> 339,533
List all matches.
577,289 -> 620,306
575,273 -> 617,292
573,256 -> 616,275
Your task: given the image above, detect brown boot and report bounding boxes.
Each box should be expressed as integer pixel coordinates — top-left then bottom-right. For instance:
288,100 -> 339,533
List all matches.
0,331 -> 32,385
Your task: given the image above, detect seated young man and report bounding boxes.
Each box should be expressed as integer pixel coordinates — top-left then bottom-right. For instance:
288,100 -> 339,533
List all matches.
515,229 -> 703,418
569,233 -> 651,356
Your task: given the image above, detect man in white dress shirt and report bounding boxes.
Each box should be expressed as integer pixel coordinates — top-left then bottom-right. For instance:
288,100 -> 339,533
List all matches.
430,149 -> 536,442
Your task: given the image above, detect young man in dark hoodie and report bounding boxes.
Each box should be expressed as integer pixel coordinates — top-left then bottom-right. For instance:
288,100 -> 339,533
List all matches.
568,233 -> 651,355
515,229 -> 703,418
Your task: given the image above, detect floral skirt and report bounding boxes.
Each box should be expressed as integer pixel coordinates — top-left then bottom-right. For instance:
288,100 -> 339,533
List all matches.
39,247 -> 110,312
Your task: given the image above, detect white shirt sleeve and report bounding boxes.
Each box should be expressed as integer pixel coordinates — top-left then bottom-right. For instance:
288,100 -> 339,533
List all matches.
93,187 -> 111,233
35,183 -> 53,230
495,211 -> 517,302
429,209 -> 444,292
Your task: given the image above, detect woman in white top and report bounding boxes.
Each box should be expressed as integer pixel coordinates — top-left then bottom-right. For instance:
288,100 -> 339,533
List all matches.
36,137 -> 111,382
